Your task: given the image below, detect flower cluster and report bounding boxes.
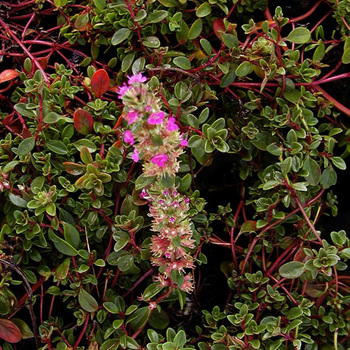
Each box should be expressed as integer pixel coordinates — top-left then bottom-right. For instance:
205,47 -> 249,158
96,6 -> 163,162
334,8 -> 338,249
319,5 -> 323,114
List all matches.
119,73 -> 187,177
119,74 -> 194,292
143,186 -> 195,293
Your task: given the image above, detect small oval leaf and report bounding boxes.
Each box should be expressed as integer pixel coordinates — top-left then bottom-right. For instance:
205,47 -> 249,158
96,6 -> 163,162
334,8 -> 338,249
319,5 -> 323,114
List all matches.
91,69 -> 110,98
286,27 -> 311,44
279,261 -> 305,279
74,109 -> 94,135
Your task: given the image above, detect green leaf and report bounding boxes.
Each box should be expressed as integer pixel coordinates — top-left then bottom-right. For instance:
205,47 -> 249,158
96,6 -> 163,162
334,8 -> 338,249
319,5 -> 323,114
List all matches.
48,230 -> 79,256
78,288 -> 98,312
111,28 -> 131,46
188,19 -> 203,40
128,307 -> 150,331
18,137 -> 35,156
196,3 -> 211,17
331,156 -> 346,170
14,103 -> 35,117
135,175 -> 156,190
54,258 -> 70,280
173,57 -> 191,70
145,10 -> 168,24
103,302 -> 119,314
118,254 -> 134,271
342,47 -> 350,64
266,143 -> 282,156
63,222 -> 80,249
142,36 -> 160,48
149,309 -> 169,330
220,69 -> 236,87
158,0 -> 178,6
279,261 -> 304,279
174,330 -> 186,348
121,52 -> 135,73
44,112 -> 61,123
9,193 -> 28,208
11,319 -> 34,339
3,161 -> 19,173
73,139 -> 97,153
46,140 -> 68,155
221,34 -> 238,49
200,38 -> 212,55
100,339 -> 119,350
93,0 -> 106,10
235,61 -> 252,77
283,89 -> 301,103
75,13 -> 89,30
303,156 -> 321,186
320,165 -> 337,189
142,283 -> 164,300
286,27 -> 311,44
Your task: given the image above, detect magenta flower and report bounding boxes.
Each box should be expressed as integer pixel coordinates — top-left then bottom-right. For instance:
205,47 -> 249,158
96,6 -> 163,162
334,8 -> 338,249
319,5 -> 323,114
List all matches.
140,189 -> 148,199
125,110 -> 138,124
128,73 -> 147,85
151,153 -> 168,167
148,111 -> 165,125
118,83 -> 129,98
131,148 -> 139,162
166,117 -> 178,131
124,130 -> 134,145
180,139 -> 188,147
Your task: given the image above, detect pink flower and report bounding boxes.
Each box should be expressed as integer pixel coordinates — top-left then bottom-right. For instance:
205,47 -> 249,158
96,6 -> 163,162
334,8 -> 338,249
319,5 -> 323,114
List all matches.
148,111 -> 165,125
131,148 -> 139,162
124,130 -> 134,145
151,153 -> 168,167
140,189 -> 148,198
180,139 -> 188,147
166,117 -> 178,131
125,110 -> 138,124
118,83 -> 129,98
128,73 -> 147,85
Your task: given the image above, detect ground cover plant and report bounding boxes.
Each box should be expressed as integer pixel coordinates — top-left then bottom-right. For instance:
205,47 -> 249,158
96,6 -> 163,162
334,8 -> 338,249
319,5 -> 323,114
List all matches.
0,0 -> 350,349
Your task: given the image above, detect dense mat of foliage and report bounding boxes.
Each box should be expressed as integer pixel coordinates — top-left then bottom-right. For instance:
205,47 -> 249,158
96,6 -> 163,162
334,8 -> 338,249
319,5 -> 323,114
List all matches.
0,0 -> 350,349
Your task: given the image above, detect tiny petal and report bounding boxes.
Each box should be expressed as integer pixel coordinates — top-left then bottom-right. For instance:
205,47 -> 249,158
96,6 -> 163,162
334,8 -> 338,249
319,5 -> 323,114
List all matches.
131,148 -> 140,162
169,217 -> 175,224
148,111 -> 165,125
124,130 -> 134,144
151,153 -> 168,167
180,139 -> 188,147
118,83 -> 129,98
125,110 -> 138,124
166,117 -> 178,131
128,73 -> 147,85
140,189 -> 148,198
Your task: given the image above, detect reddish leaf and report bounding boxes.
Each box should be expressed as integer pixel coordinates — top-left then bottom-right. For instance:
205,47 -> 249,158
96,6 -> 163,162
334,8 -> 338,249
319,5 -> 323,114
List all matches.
0,319 -> 22,343
22,128 -> 32,139
37,54 -> 51,70
63,162 -> 86,175
91,69 -> 110,98
73,108 -> 94,135
213,18 -> 225,40
0,69 -> 20,84
2,114 -> 22,134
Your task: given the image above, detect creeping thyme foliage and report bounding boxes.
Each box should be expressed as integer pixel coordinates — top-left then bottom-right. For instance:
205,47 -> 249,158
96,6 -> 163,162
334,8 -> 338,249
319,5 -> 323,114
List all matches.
0,0 -> 350,349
